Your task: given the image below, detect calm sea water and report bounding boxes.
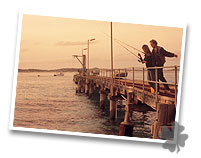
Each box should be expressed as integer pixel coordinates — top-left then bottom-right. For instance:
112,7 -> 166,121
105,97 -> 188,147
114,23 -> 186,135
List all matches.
13,72 -> 156,138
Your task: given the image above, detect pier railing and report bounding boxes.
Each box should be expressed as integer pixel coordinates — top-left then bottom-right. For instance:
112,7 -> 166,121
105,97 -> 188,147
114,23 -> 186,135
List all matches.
87,65 -> 179,106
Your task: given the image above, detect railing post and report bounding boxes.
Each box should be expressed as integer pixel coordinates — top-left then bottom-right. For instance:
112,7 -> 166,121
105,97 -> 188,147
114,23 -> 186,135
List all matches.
102,69 -> 103,81
106,69 -> 107,82
143,67 -> 145,103
175,65 -> 177,105
100,69 -> 102,82
119,69 -> 120,89
105,69 -> 106,78
101,69 -> 102,81
125,69 -> 127,91
106,69 -> 109,84
106,69 -> 107,80
133,67 -> 135,93
100,69 -> 102,77
112,69 -> 114,87
104,69 -> 105,82
155,67 -> 158,108
105,69 -> 107,85
114,69 -> 116,86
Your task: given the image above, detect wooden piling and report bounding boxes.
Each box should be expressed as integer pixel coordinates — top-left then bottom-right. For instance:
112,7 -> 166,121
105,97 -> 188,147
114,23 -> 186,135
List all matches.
110,96 -> 117,121
152,103 -> 176,139
85,79 -> 89,95
76,79 -> 82,93
100,89 -> 107,110
77,83 -> 81,93
152,121 -> 160,139
81,79 -> 85,93
88,83 -> 94,98
73,67 -> 178,139
119,92 -> 134,136
119,122 -> 133,136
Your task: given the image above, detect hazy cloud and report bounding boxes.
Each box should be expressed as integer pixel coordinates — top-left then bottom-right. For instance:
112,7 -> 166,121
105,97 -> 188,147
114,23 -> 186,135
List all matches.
56,40 -> 97,46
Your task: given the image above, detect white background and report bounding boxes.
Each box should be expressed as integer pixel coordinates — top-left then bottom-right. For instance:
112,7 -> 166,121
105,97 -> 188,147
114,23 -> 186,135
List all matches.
0,0 -> 200,157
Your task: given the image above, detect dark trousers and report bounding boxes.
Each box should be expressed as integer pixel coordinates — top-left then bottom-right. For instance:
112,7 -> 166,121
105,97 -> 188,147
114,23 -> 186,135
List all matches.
147,69 -> 156,90
157,68 -> 170,91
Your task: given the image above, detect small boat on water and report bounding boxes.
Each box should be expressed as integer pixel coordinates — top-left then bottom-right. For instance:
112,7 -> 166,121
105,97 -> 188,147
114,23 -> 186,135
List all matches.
53,72 -> 64,76
115,72 -> 128,79
90,68 -> 100,76
116,72 -> 128,77
91,70 -> 100,76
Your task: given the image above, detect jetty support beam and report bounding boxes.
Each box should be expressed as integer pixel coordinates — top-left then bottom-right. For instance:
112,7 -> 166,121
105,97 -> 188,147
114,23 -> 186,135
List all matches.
88,81 -> 94,98
76,78 -> 85,93
151,103 -> 176,139
81,79 -> 85,93
119,92 -> 134,136
99,86 -> 107,110
85,79 -> 89,95
109,88 -> 117,121
76,79 -> 82,93
110,97 -> 116,121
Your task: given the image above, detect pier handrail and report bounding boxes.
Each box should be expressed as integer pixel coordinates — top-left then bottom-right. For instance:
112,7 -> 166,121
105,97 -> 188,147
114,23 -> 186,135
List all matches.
85,65 -> 179,107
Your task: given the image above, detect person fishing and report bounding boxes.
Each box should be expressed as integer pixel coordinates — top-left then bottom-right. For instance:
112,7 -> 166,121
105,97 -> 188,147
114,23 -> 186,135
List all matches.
139,45 -> 155,93
150,39 -> 178,93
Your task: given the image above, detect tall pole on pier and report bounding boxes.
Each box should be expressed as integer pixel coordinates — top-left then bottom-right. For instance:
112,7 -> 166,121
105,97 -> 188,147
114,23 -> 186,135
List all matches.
87,38 -> 95,75
109,21 -> 117,121
111,22 -> 114,95
87,40 -> 89,75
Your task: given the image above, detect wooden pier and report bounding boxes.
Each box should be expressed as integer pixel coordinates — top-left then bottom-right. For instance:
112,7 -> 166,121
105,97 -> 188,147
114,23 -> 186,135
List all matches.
73,66 -> 178,139
71,22 -> 179,139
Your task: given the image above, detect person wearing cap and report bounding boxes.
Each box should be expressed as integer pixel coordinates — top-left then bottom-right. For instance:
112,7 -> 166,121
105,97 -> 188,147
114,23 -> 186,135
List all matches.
150,39 -> 177,93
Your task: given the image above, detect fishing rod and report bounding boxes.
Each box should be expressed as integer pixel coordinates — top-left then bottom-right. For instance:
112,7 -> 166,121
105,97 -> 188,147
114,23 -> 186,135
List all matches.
115,40 -> 144,63
115,40 -> 140,59
100,31 -> 144,54
101,31 -> 145,62
114,38 -> 145,54
100,31 -> 144,62
115,39 -> 146,63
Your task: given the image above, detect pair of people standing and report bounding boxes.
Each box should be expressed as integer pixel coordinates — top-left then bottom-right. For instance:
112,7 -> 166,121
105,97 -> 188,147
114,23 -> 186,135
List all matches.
141,39 -> 177,93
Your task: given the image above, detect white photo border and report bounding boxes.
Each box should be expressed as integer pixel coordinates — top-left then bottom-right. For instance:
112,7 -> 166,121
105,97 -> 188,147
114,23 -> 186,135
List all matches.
9,9 -> 187,144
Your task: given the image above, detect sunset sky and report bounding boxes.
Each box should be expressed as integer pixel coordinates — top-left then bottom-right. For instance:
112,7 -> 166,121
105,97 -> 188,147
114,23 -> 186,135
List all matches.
18,14 -> 183,69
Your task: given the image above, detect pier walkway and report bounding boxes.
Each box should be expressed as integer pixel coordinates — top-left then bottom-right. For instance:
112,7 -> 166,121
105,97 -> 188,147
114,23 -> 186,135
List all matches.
73,66 -> 179,139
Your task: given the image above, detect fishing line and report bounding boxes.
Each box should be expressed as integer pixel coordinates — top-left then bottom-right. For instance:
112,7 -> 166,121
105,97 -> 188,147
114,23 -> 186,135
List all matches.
114,38 -> 145,54
115,40 -> 141,59
100,30 -> 144,59
94,22 -> 145,63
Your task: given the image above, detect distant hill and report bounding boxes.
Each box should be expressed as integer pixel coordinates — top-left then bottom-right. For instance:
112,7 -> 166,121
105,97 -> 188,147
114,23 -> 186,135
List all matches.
18,68 -> 82,72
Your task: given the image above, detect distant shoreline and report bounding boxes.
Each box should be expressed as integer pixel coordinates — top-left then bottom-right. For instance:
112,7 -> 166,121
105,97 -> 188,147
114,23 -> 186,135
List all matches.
18,67 -> 178,72
18,68 -> 81,72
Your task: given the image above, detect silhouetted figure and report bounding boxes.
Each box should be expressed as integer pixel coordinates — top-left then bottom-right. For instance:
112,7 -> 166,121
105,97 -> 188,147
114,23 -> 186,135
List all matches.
141,45 -> 155,92
150,39 -> 177,92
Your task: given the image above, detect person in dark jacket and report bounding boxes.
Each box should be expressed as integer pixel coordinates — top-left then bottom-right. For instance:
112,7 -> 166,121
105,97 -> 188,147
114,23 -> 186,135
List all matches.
141,44 -> 155,92
150,39 -> 177,92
